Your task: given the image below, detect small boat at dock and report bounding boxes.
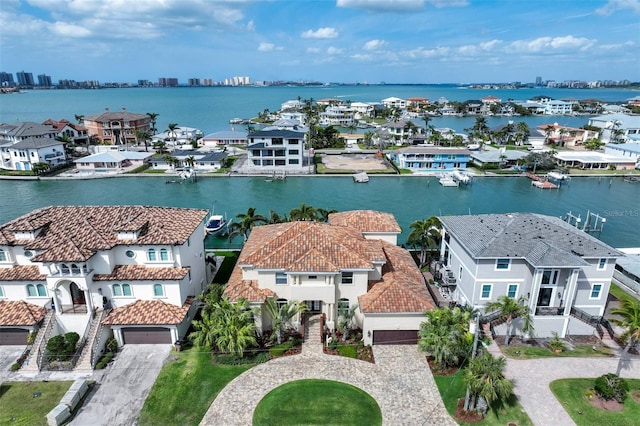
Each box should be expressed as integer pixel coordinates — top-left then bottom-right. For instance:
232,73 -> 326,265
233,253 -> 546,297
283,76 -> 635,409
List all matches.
452,169 -> 472,185
353,171 -> 369,183
439,175 -> 459,187
205,209 -> 230,236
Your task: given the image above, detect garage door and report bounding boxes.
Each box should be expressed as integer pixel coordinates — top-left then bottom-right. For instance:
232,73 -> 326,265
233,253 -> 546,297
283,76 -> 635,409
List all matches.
122,327 -> 172,344
373,330 -> 418,345
0,328 -> 29,345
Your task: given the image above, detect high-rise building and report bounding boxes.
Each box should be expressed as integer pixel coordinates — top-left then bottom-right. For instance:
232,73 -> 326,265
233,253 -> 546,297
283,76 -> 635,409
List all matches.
535,76 -> 542,87
0,72 -> 15,86
16,71 -> 35,86
37,74 -> 52,86
188,78 -> 201,86
158,77 -> 179,87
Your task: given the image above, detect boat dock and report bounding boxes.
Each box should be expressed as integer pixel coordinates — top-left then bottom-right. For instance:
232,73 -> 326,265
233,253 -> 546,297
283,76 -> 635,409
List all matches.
526,172 -> 558,189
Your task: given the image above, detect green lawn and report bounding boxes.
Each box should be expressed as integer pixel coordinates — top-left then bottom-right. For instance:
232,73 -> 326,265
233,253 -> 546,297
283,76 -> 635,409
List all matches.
550,378 -> 640,426
433,370 -> 533,426
0,381 -> 73,426
500,344 -> 614,359
609,283 -> 638,305
253,379 -> 381,426
138,348 -> 255,426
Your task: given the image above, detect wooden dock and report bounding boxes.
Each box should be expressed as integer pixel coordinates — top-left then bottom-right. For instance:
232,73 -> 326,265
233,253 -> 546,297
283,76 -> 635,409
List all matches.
526,172 -> 558,189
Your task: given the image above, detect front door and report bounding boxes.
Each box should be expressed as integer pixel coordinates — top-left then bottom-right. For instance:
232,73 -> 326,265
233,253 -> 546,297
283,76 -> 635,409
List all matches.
537,287 -> 553,307
70,282 -> 86,305
305,300 -> 322,314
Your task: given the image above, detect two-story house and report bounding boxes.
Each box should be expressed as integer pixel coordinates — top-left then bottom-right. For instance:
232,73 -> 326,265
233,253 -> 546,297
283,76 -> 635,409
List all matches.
437,213 -> 623,338
83,108 -> 150,145
389,147 -> 471,173
0,122 -> 67,171
0,206 -> 209,354
246,129 -> 307,173
224,210 -> 436,346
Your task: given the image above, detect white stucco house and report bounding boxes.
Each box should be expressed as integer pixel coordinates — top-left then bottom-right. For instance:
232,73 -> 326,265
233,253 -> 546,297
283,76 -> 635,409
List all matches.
0,206 -> 209,365
223,210 -> 436,346
0,122 -> 67,171
437,213 -> 623,338
246,129 -> 308,174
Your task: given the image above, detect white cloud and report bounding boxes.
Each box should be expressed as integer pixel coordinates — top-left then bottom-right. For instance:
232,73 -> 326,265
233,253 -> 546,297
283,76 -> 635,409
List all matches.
426,0 -> 469,7
51,21 -> 92,38
508,36 -> 594,53
595,0 -> 640,16
337,0 -> 425,12
363,39 -> 387,50
307,47 -> 321,53
258,42 -> 283,52
351,53 -> 374,61
301,27 -> 339,39
327,46 -> 344,55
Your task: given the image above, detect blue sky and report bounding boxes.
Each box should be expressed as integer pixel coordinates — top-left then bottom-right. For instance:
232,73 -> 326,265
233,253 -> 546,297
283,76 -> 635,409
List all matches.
1,0 -> 639,84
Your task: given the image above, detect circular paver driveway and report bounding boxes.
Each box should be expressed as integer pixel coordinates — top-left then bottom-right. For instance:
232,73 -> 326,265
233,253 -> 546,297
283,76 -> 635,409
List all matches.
200,345 -> 455,425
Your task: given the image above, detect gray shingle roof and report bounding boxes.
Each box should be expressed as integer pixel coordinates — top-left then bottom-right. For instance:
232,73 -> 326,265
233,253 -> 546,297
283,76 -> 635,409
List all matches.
439,213 -> 623,267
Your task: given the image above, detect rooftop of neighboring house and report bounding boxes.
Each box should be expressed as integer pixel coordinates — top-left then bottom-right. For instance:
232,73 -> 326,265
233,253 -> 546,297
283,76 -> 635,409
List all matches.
0,206 -> 208,262
0,300 -> 46,326
0,121 -> 57,138
248,129 -> 306,139
84,108 -> 148,122
395,146 -> 472,155
439,213 -> 623,267
328,210 -> 402,234
42,118 -> 86,133
0,137 -> 63,149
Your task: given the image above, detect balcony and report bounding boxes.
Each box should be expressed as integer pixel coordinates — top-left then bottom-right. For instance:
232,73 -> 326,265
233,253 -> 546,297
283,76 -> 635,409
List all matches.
535,306 -> 564,316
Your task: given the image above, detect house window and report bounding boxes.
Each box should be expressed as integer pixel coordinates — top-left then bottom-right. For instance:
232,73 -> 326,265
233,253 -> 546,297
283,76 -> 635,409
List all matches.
113,283 -> 132,297
122,284 -> 132,296
27,284 -> 47,297
308,275 -> 317,280
160,248 -> 169,261
496,259 -> 510,270
148,249 -> 156,261
507,284 -> 518,298
541,270 -> 559,285
275,272 -> 287,285
153,284 -> 164,297
0,286 -> 4,298
24,250 -> 33,258
0,249 -> 6,261
597,258 -> 607,270
61,264 -> 70,274
338,298 -> 349,317
277,298 -> 288,309
71,264 -> 81,274
125,250 -> 135,259
341,272 -> 353,285
590,283 -> 603,299
113,284 -> 122,296
480,284 -> 492,299
458,266 -> 463,280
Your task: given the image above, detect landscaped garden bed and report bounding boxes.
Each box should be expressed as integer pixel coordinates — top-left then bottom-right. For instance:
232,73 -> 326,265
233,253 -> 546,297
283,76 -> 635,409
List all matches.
495,334 -> 615,359
324,330 -> 374,363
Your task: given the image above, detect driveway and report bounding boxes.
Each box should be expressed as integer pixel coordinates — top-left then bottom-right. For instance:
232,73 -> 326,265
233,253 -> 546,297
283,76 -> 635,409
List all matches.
70,344 -> 171,426
0,345 -> 26,383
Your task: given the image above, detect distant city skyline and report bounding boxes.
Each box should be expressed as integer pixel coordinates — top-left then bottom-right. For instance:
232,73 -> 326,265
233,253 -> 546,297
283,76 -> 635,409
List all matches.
1,0 -> 639,84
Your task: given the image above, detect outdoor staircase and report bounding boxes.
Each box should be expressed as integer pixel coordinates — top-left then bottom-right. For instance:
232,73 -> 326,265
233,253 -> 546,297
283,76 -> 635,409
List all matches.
75,310 -> 107,370
302,314 -> 323,355
22,310 -> 56,372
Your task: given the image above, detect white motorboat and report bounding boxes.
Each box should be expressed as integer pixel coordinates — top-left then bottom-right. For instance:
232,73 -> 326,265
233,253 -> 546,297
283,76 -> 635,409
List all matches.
547,170 -> 570,181
205,211 -> 230,235
353,171 -> 369,183
452,169 -> 472,185
439,176 -> 459,187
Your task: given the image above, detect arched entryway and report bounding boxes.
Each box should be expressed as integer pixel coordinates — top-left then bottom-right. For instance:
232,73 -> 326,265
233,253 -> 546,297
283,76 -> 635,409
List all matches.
70,282 -> 86,306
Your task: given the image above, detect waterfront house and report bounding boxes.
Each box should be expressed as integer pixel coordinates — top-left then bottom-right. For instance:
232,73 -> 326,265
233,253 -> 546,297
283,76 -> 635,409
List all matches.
0,206 -> 208,357
42,119 -> 89,145
319,106 -> 355,127
246,129 -> 308,174
388,146 -> 471,173
224,210 -> 436,346
470,149 -> 528,169
437,213 -> 623,338
587,113 -> 640,143
0,121 -> 67,171
83,108 -> 150,146
381,97 -> 406,109
74,151 -> 153,174
151,126 -> 203,146
536,124 -> 599,148
604,143 -> 640,166
554,151 -> 636,170
377,120 -> 413,145
350,102 -> 375,119
201,130 -> 248,147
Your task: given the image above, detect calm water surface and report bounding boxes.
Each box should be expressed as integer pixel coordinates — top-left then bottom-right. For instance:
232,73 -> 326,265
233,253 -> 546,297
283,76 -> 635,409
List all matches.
1,176 -> 638,248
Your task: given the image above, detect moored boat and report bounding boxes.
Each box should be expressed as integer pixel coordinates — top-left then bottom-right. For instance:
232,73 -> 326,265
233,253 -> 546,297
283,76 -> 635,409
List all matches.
547,170 -> 570,181
205,211 -> 230,235
452,169 -> 472,185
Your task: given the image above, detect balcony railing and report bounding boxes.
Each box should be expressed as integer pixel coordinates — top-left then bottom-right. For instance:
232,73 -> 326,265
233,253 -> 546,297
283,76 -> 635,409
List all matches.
535,306 -> 564,316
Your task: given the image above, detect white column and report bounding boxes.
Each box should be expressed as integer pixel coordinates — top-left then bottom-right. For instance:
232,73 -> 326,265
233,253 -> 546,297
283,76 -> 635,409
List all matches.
84,288 -> 94,314
564,269 -> 579,316
529,270 -> 541,314
52,287 -> 62,315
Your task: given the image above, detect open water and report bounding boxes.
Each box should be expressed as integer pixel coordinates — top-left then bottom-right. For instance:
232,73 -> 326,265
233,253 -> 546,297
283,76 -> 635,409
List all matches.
0,175 -> 638,249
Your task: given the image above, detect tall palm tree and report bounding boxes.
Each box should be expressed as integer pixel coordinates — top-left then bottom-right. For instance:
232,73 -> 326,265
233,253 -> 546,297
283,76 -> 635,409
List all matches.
289,203 -> 317,221
316,208 -> 337,222
74,114 -> 84,124
464,353 -> 514,411
166,123 -> 180,150
135,130 -> 151,152
185,155 -> 195,168
407,217 -> 441,268
419,306 -> 473,368
484,295 -> 534,345
263,297 -> 308,345
337,304 -> 358,341
266,210 -> 288,224
228,207 -> 268,242
146,112 -> 159,134
611,298 -> 640,375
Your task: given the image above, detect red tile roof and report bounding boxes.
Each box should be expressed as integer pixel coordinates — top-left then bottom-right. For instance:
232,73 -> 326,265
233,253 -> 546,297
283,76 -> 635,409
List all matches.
0,300 -> 46,326
93,265 -> 190,281
102,298 -> 192,326
0,265 -> 46,281
0,206 -> 208,262
328,210 -> 402,234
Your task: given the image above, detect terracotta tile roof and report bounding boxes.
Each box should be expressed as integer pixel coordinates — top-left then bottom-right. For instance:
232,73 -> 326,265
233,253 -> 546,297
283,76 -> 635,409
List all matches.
0,206 -> 208,262
359,243 -> 436,314
0,300 -> 46,326
224,267 -> 275,303
93,265 -> 190,281
102,298 -> 192,326
328,210 -> 402,234
0,265 -> 47,281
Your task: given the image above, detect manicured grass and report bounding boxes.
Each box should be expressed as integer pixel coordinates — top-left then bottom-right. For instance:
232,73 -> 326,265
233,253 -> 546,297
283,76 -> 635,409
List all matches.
0,381 -> 73,426
253,379 -> 381,426
212,252 -> 238,284
138,348 -> 255,426
609,283 -> 637,305
550,378 -> 640,426
433,370 -> 533,426
500,344 -> 614,359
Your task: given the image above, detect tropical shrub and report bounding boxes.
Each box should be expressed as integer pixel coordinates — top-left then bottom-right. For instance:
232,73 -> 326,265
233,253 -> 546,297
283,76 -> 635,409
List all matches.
46,332 -> 80,361
337,345 -> 357,358
268,342 -> 292,358
548,332 -> 565,352
595,373 -> 629,403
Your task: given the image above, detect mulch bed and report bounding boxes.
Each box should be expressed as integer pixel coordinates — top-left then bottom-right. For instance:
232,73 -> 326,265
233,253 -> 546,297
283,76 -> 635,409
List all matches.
584,393 -> 624,412
454,398 -> 483,423
425,356 -> 459,376
494,334 -> 600,347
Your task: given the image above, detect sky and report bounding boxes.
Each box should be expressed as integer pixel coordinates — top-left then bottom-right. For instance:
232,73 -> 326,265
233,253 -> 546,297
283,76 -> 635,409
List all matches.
1,0 -> 639,85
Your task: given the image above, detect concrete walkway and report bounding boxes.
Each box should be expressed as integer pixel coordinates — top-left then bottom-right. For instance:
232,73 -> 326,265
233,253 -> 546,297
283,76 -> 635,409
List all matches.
201,319 -> 455,426
487,341 -> 640,426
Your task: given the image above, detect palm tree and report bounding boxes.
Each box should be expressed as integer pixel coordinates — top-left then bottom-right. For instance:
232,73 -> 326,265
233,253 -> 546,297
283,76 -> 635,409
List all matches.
611,298 -> 640,376
135,130 -> 151,152
266,210 -> 288,224
263,297 -> 308,345
464,353 -> 514,411
407,217 -> 442,268
153,140 -> 168,154
185,155 -> 195,168
419,306 -> 473,368
337,304 -> 358,341
74,114 -> 84,124
484,295 -> 533,345
228,207 -> 268,242
316,208 -> 337,222
166,123 -> 180,150
289,203 -> 317,221
146,112 -> 159,134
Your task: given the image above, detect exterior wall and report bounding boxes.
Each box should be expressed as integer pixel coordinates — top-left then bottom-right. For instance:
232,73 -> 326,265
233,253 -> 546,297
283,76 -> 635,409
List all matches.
362,232 -> 397,245
361,313 -> 425,346
1,280 -> 50,306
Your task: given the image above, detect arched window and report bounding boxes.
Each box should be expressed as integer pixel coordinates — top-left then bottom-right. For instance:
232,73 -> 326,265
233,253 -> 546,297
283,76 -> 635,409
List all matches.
338,298 -> 350,317
0,286 -> 4,298
27,284 -> 37,297
113,284 -> 122,296
61,264 -> 70,274
122,283 -> 132,296
36,284 -> 47,296
0,249 -> 6,262
147,249 -> 157,261
159,248 -> 169,261
277,298 -> 288,310
27,284 -> 47,297
153,284 -> 164,297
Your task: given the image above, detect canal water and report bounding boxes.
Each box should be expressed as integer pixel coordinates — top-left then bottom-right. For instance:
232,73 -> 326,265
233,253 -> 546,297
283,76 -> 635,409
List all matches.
1,175 -> 638,249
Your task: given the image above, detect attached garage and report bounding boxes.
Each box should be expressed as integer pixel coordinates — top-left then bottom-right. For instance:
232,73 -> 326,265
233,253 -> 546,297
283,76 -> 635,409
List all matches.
0,328 -> 29,345
122,327 -> 172,344
373,330 -> 419,345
